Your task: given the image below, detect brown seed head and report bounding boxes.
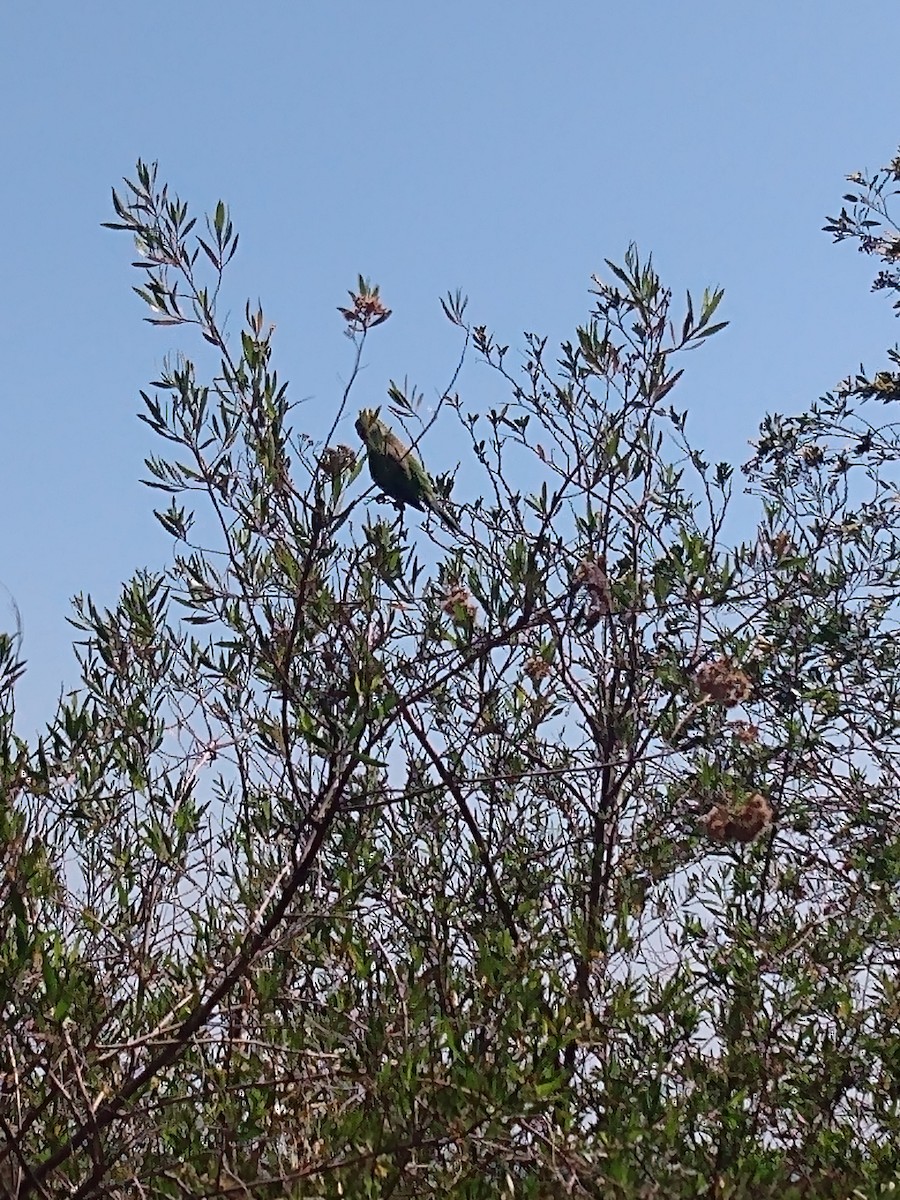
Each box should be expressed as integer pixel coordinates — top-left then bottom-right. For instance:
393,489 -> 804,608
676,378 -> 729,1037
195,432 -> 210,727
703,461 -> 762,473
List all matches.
338,287 -> 392,332
700,792 -> 773,845
730,792 -> 774,842
729,720 -> 760,744
320,444 -> 357,477
523,655 -> 552,684
695,658 -> 752,707
441,585 -> 477,625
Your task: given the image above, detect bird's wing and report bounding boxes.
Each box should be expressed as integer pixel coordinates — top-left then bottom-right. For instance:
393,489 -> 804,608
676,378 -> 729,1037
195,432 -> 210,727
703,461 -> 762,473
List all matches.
366,430 -> 426,510
405,451 -> 436,496
406,456 -> 461,532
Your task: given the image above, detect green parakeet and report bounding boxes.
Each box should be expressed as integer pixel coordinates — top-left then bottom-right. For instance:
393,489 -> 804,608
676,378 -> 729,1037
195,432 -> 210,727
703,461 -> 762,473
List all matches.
355,408 -> 460,534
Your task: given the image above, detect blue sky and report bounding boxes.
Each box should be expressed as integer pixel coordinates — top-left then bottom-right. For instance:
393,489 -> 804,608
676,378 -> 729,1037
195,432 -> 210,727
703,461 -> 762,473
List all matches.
2,2 -> 899,730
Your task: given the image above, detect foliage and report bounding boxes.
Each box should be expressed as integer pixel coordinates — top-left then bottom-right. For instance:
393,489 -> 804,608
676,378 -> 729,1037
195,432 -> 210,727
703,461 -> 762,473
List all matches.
2,153 -> 900,1197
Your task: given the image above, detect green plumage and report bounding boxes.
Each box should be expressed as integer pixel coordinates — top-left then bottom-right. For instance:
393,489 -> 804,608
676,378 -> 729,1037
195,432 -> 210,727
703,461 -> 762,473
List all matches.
355,409 -> 460,534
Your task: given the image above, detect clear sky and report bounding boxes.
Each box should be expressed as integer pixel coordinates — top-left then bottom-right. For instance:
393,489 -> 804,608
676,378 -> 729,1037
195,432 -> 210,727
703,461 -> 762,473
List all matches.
2,2 -> 899,730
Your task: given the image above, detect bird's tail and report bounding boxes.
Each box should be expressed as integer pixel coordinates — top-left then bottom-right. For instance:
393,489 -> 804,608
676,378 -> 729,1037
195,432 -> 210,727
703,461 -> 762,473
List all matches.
430,497 -> 461,535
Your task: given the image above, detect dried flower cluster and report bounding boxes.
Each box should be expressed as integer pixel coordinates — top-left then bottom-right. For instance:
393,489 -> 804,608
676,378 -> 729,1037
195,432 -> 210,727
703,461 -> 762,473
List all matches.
337,283 -> 392,332
523,655 -> 552,684
441,585 -> 478,625
695,658 -> 752,707
700,792 -> 774,844
799,444 -> 824,467
319,444 -> 357,478
729,720 -> 760,744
